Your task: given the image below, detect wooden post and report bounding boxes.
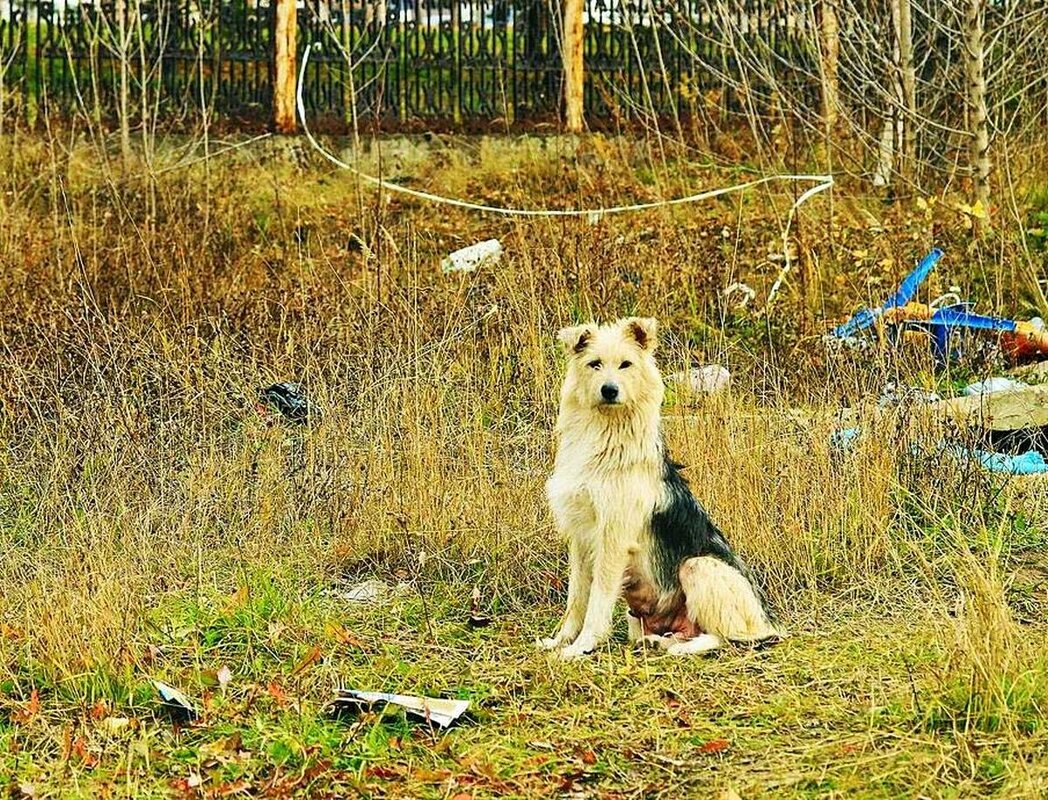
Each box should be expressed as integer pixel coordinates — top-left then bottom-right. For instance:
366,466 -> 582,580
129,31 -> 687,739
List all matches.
273,0 -> 297,134
563,0 -> 584,133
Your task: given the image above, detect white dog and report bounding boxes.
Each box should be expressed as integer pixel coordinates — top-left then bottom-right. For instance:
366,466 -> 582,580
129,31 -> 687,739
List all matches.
540,317 -> 784,659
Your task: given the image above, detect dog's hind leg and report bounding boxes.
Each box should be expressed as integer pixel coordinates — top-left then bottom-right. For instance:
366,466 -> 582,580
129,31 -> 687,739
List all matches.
538,536 -> 592,650
664,633 -> 723,656
627,614 -> 644,644
679,556 -> 784,644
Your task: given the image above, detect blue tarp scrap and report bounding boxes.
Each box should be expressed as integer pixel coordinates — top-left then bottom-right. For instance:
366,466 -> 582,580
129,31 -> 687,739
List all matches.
829,427 -> 1048,475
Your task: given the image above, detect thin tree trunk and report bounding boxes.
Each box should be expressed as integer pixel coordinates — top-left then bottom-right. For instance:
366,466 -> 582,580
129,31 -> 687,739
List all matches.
965,0 -> 991,227
818,0 -> 839,136
117,0 -> 131,168
891,0 -> 916,180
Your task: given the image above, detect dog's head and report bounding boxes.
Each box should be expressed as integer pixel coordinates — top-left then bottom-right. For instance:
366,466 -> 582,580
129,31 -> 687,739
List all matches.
557,317 -> 663,413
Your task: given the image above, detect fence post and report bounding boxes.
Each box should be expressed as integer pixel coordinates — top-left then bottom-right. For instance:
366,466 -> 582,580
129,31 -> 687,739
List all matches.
273,0 -> 297,134
563,0 -> 584,132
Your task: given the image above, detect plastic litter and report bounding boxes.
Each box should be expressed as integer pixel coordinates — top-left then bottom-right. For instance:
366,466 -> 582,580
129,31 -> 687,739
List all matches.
723,282 -> 757,309
329,690 -> 470,728
153,680 -> 197,722
258,382 -> 318,425
830,427 -> 1048,476
962,377 -> 1026,396
877,382 -> 940,408
943,445 -> 1048,475
322,579 -> 390,604
827,248 -> 1048,365
441,239 -> 502,273
829,427 -> 861,451
667,365 -> 731,395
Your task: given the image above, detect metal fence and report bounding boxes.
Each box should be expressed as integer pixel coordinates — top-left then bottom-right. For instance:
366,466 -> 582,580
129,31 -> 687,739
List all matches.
0,0 -> 821,127
1,0 -> 1045,136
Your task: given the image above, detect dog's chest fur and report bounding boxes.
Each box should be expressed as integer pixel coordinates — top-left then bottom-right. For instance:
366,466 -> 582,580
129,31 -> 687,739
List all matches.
546,405 -> 671,605
547,410 -> 663,539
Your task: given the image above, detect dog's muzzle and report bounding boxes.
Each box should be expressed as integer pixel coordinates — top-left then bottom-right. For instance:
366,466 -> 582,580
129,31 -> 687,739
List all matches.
600,383 -> 620,403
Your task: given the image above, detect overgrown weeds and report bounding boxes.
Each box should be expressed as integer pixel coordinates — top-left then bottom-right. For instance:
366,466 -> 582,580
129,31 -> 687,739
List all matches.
1,126 -> 1047,797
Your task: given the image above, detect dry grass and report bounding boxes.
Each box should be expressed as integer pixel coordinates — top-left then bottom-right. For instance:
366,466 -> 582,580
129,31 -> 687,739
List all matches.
1,127 -> 1047,798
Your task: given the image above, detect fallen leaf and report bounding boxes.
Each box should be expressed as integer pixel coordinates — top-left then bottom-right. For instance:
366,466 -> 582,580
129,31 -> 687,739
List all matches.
214,780 -> 252,797
267,681 -> 289,708
200,733 -> 244,762
12,689 -> 41,725
73,735 -> 98,766
289,646 -> 322,678
325,623 -> 365,648
1,622 -> 22,640
365,764 -> 403,780
698,738 -> 731,755
268,621 -> 286,643
89,700 -> 109,719
224,586 -> 248,612
413,768 -> 452,782
102,716 -> 131,734
580,749 -> 597,765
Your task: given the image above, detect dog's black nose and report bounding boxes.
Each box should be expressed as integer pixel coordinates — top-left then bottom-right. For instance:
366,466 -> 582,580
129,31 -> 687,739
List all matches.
601,383 -> 619,401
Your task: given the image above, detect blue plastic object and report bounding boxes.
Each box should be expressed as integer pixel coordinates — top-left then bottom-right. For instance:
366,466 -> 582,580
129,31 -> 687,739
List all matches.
830,248 -> 1031,365
945,445 -> 1048,475
832,248 -> 944,339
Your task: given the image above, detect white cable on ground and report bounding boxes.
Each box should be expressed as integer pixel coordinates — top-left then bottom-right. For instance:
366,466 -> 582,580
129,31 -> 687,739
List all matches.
297,43 -> 832,219
296,42 -> 833,305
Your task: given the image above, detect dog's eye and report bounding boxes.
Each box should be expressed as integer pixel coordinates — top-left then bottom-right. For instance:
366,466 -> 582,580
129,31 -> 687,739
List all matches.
587,359 -> 602,370
620,361 -> 633,369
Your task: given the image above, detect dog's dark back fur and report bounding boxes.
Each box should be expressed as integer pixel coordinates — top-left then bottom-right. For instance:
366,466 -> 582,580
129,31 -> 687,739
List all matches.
650,452 -> 775,618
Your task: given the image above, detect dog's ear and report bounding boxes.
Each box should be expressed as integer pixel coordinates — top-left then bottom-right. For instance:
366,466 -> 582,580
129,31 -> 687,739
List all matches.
557,324 -> 596,356
622,317 -> 658,351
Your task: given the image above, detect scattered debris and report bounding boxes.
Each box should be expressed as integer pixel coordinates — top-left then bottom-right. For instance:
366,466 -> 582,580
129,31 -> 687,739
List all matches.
441,239 -> 502,273
258,382 -> 319,425
323,579 -> 393,604
722,282 -> 756,309
101,716 -> 132,734
936,383 -> 1048,440
827,248 -> 1048,365
963,377 -> 1026,396
829,426 -> 860,451
216,665 -> 232,692
329,690 -> 470,728
152,680 -> 197,722
944,444 -> 1048,475
667,365 -> 731,395
877,382 -> 940,408
468,586 -> 492,629
829,425 -> 1047,474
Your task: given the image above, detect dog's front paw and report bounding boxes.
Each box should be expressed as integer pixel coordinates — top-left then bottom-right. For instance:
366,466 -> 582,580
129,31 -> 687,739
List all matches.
536,636 -> 564,651
554,639 -> 596,660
